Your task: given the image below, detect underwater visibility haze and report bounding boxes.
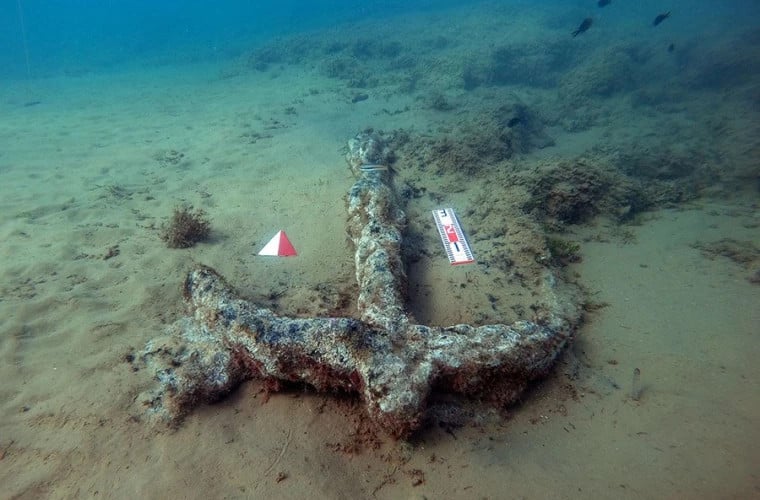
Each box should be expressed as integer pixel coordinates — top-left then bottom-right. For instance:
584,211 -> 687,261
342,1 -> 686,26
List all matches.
1,0 -> 759,498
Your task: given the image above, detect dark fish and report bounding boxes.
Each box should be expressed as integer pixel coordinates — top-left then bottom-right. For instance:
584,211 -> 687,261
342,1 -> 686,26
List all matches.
667,43 -> 675,53
598,0 -> 611,7
572,18 -> 593,37
653,12 -> 670,26
506,117 -> 522,128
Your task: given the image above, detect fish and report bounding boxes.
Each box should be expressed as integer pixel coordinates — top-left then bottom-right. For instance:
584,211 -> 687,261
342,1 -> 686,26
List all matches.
598,0 -> 611,7
506,117 -> 522,128
653,12 -> 670,26
572,18 -> 593,37
359,164 -> 390,173
667,43 -> 675,53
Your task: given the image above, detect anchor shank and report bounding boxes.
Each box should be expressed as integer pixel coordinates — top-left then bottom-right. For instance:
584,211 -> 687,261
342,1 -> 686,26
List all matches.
346,172 -> 409,332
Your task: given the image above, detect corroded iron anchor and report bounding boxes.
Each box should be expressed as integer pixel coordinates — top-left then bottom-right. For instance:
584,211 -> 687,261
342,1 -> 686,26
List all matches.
136,132 -> 579,437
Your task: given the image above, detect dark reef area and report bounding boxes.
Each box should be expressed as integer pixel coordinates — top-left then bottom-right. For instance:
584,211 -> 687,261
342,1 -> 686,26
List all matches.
226,8 -> 758,220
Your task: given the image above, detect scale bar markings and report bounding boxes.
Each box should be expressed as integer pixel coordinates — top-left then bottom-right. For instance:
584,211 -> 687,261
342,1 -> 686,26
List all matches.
432,208 -> 475,265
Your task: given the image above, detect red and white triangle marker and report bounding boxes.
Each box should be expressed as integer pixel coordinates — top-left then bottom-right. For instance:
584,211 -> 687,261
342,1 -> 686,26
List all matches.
257,230 -> 297,257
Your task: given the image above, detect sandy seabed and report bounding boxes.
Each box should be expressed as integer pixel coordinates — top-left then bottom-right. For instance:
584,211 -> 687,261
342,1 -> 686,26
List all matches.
1,22 -> 759,500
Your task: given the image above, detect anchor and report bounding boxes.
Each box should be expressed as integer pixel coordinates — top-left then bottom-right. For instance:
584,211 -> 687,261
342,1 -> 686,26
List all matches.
135,132 -> 581,437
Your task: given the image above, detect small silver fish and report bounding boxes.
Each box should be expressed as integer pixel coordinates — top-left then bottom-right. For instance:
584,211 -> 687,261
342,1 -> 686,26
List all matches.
359,164 -> 389,172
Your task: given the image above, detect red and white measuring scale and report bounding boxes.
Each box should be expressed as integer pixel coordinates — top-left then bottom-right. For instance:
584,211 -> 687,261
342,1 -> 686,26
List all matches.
432,208 -> 475,265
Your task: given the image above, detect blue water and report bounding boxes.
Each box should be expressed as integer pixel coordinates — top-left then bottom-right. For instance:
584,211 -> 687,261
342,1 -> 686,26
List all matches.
3,0 -> 759,79
1,0 -> 459,77
1,1 -> 759,498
